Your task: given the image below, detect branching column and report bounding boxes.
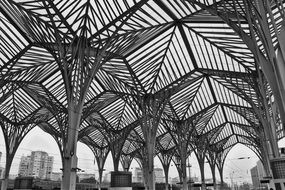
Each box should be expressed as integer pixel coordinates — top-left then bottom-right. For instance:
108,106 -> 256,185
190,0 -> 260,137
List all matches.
138,94 -> 167,190
0,122 -> 34,190
216,152 -> 227,189
134,152 -> 149,187
109,139 -> 123,171
109,129 -> 131,171
206,150 -> 217,190
120,154 -> 134,171
172,156 -> 183,184
216,163 -> 224,188
256,73 -> 280,159
1,151 -> 14,190
40,113 -> 69,190
91,147 -> 110,190
61,101 -> 83,190
188,0 -> 285,130
197,155 -> 206,190
256,131 -> 272,177
255,0 -> 285,131
180,145 -> 188,190
57,36 -> 107,190
174,120 -> 192,190
193,136 -> 207,190
157,152 -> 173,190
49,5 -> 133,188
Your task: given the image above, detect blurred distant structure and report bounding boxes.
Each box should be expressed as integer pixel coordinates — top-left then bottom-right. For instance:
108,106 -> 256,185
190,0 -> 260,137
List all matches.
18,151 -> 53,180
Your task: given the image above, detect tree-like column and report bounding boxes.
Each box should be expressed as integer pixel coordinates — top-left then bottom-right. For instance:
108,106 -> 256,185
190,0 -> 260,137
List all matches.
133,94 -> 168,190
0,121 -> 35,190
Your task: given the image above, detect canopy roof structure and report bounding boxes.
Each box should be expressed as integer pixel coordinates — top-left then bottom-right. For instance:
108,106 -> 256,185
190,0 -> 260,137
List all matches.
1,1 -> 285,187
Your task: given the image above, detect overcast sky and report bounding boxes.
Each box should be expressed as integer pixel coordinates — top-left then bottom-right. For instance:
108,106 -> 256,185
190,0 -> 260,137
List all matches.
0,126 -> 284,185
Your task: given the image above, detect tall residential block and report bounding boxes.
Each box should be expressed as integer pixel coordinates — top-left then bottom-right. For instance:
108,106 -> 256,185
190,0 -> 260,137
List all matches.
18,151 -> 54,179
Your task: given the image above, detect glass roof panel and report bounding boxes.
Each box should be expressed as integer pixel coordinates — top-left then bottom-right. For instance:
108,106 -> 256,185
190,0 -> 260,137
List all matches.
232,123 -> 251,138
187,78 -> 216,117
0,11 -> 29,68
9,46 -> 57,81
0,87 -> 40,122
168,76 -> 204,120
223,106 -> 250,125
154,27 -> 196,92
157,132 -> 175,150
223,135 -> 237,149
203,105 -> 226,134
42,70 -> 67,106
122,139 -> 139,154
184,12 -> 255,71
213,123 -> 232,144
184,25 -> 250,72
210,77 -> 251,107
127,26 -> 176,92
100,98 -> 137,131
161,0 -> 200,19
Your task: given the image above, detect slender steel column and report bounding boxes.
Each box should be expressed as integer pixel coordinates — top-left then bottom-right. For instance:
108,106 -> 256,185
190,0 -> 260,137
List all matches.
62,103 -> 82,190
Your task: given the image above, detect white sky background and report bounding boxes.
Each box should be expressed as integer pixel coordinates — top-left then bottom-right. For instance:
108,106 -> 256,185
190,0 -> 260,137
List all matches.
0,126 -> 284,185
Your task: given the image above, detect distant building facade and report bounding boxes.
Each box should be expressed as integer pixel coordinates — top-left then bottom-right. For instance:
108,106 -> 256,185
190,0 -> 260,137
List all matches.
132,167 -> 165,183
154,168 -> 164,183
18,151 -> 54,179
132,167 -> 143,183
46,155 -> 54,179
250,160 -> 267,190
18,155 -> 31,177
170,176 -> 180,184
103,172 -> 111,183
256,160 -> 265,180
51,172 -> 62,181
78,173 -> 96,182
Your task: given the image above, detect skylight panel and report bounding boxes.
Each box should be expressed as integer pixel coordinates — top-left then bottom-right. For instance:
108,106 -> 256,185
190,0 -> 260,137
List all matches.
223,106 -> 249,125
158,133 -> 175,150
100,98 -> 137,130
223,135 -> 237,149
213,123 -> 232,144
42,70 -> 67,105
45,117 -> 61,133
185,18 -> 255,71
162,0 -> 199,19
141,1 -> 172,24
0,87 -> 41,122
187,78 -> 215,117
85,80 -> 104,102
232,123 -> 250,138
122,139 -> 138,154
210,77 -> 250,107
154,27 -> 195,91
0,95 -> 14,120
79,120 -> 89,132
203,105 -> 226,133
170,76 -> 204,119
127,27 -> 175,91
0,12 -> 29,66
